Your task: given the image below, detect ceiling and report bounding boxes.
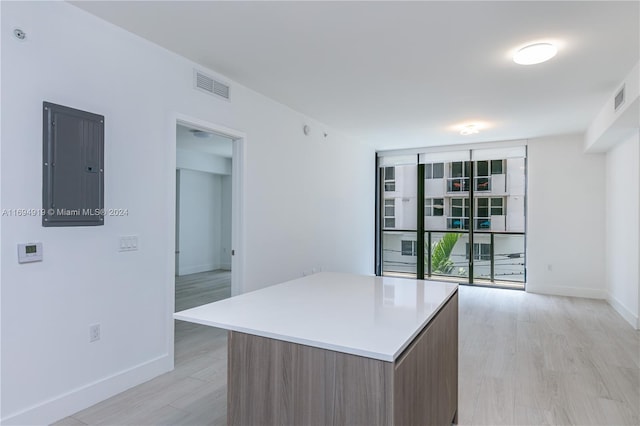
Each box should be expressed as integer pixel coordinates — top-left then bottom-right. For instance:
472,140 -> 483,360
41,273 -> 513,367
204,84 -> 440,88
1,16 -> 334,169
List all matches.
71,1 -> 639,150
177,124 -> 233,158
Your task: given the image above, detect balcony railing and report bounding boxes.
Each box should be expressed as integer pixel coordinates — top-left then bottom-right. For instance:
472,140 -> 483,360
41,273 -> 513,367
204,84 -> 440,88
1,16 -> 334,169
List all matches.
425,230 -> 525,285
446,176 -> 495,192
475,217 -> 491,229
381,229 -> 525,286
446,177 -> 469,192
447,217 -> 469,229
475,176 -> 491,192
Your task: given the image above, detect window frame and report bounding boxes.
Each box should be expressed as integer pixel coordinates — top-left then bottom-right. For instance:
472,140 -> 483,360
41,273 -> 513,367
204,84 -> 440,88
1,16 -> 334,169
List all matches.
490,197 -> 504,216
425,162 -> 444,179
384,198 -> 395,228
491,159 -> 504,175
450,197 -> 470,218
425,197 -> 444,217
376,150 -> 526,286
476,197 -> 504,217
450,161 -> 471,178
384,166 -> 396,192
401,240 -> 417,256
466,242 -> 491,261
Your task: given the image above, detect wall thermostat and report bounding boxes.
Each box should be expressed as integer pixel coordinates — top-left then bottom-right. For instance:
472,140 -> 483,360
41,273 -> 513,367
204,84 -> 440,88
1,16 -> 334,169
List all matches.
18,242 -> 43,263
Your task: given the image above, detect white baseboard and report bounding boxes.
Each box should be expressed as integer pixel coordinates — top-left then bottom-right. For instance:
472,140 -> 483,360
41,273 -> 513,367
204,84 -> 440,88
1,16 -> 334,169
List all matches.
1,354 -> 173,426
526,284 -> 606,299
607,293 -> 640,330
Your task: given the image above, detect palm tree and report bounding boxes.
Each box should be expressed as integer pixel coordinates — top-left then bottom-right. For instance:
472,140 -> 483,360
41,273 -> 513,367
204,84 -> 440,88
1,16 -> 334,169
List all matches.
429,233 -> 460,274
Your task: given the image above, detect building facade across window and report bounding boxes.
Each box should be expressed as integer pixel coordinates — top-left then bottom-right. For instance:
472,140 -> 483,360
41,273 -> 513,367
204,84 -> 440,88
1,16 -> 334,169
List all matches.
384,198 -> 395,228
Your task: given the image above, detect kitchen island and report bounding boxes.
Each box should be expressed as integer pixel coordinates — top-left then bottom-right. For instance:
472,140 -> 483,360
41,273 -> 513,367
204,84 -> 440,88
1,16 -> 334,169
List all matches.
174,272 -> 458,426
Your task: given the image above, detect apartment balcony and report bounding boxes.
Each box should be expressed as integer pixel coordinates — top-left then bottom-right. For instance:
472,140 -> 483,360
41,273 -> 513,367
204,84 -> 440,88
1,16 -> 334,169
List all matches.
446,216 -> 506,231
446,175 -> 509,194
479,174 -> 507,194
446,177 -> 469,193
447,217 -> 469,230
425,230 -> 525,286
475,217 -> 492,230
475,176 -> 491,192
381,229 -> 525,286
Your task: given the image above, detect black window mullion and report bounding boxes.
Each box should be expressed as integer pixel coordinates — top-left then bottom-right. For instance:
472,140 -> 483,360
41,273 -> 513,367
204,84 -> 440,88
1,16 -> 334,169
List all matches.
375,157 -> 382,276
468,160 -> 474,283
417,163 -> 425,278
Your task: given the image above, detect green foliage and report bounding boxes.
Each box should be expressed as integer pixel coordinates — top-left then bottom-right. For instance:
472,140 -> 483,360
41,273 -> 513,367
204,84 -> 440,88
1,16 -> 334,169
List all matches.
430,233 -> 460,274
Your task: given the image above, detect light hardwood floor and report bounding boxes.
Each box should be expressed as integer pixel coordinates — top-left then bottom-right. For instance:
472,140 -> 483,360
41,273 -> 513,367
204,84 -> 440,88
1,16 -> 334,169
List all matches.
55,282 -> 639,426
174,270 -> 232,313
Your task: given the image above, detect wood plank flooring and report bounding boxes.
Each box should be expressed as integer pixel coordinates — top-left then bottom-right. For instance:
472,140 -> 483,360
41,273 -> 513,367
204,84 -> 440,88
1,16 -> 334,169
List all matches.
55,282 -> 639,426
458,287 -> 639,425
174,270 -> 231,312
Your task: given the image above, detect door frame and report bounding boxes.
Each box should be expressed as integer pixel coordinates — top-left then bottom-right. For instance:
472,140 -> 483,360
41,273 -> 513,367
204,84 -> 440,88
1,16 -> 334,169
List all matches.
167,113 -> 246,364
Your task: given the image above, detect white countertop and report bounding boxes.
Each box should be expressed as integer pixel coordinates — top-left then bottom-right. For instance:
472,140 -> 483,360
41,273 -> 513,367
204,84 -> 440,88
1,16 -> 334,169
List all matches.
174,272 -> 458,362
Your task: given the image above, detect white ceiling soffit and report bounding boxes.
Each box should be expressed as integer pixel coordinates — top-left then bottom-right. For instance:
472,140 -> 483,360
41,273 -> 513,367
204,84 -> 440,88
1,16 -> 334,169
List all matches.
71,1 -> 640,150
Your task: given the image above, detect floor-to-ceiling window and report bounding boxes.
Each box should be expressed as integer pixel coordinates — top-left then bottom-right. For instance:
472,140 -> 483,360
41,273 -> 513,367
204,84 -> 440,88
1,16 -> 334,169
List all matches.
376,144 -> 527,288
379,157 -> 419,276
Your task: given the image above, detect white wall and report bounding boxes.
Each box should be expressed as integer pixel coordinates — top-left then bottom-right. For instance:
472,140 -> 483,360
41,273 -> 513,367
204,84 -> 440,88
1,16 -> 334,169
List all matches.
605,130 -> 640,329
0,2 -> 374,424
585,61 -> 639,152
176,144 -> 232,275
527,134 -> 606,298
586,60 -> 640,329
178,169 -> 226,275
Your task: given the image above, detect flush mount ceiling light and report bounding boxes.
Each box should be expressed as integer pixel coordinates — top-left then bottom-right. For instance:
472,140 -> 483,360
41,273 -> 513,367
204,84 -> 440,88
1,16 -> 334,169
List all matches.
459,124 -> 481,136
513,42 -> 558,65
190,129 -> 213,138
451,121 -> 491,136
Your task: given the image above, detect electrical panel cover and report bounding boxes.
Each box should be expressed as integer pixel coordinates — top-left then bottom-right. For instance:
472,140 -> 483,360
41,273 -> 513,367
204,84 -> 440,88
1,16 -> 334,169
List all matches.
42,102 -> 104,227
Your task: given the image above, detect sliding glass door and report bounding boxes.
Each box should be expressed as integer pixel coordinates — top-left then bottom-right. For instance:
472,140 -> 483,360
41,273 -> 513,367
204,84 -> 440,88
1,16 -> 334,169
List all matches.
379,157 -> 419,277
377,145 -> 526,288
421,150 -> 471,281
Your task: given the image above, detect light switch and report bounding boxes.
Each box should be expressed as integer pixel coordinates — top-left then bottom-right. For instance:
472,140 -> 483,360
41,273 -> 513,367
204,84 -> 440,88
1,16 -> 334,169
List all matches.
119,235 -> 139,252
18,242 -> 43,263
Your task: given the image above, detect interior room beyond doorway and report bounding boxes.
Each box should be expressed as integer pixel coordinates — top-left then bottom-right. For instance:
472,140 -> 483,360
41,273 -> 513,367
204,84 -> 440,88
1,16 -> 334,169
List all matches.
175,123 -> 234,311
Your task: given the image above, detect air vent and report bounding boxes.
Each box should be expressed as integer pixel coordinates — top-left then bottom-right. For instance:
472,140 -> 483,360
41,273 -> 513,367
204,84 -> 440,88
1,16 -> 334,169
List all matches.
194,70 -> 230,101
614,85 -> 625,111
213,80 -> 230,99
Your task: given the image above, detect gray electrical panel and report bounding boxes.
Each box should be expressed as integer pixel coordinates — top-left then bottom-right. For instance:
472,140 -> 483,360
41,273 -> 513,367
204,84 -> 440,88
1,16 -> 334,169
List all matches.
42,102 -> 104,227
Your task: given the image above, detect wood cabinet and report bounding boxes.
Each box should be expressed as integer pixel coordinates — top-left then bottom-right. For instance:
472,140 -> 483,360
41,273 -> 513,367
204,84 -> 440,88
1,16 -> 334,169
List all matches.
394,290 -> 458,425
228,291 -> 458,425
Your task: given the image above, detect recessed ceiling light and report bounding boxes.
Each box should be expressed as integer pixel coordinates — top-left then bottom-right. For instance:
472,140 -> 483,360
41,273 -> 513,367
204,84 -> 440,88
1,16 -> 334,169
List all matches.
513,42 -> 557,65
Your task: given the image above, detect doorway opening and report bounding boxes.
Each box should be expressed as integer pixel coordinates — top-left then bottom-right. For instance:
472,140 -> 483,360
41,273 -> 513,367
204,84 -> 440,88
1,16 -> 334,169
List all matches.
170,116 -> 245,370
175,123 -> 234,312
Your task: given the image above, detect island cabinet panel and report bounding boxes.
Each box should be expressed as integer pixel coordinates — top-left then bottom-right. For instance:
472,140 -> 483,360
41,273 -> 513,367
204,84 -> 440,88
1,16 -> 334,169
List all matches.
227,290 -> 458,426
228,332 -> 393,426
394,291 -> 458,425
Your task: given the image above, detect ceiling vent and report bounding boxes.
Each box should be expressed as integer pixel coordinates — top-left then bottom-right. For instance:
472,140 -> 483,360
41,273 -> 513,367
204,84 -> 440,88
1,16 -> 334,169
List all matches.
194,70 -> 230,101
614,85 -> 625,111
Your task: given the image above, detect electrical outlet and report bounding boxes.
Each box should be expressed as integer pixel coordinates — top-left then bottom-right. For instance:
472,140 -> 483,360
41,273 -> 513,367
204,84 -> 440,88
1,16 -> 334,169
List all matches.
89,324 -> 101,342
